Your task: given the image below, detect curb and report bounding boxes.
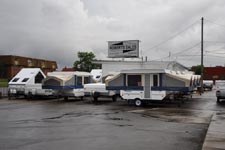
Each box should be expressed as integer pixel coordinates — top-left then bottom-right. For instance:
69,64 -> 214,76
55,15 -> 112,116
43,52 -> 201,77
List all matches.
202,112 -> 225,150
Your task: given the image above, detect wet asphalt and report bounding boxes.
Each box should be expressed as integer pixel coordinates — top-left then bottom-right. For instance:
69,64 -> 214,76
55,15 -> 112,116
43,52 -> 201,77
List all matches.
0,90 -> 224,150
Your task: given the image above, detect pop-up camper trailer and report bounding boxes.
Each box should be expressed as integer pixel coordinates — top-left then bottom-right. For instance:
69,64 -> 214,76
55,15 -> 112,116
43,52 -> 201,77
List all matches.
8,68 -> 53,99
42,71 -> 91,100
106,69 -> 200,106
90,69 -> 102,83
84,72 -> 119,102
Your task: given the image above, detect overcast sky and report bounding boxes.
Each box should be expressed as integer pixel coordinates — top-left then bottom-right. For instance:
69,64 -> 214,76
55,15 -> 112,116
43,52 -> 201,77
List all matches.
0,0 -> 225,69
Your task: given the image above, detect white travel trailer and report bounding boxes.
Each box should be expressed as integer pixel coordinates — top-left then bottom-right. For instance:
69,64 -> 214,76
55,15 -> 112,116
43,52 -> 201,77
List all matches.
8,68 -> 53,99
106,69 -> 199,106
42,71 -> 92,100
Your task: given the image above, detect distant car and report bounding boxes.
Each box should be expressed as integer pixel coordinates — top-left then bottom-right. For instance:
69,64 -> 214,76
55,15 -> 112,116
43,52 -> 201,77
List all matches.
216,82 -> 225,103
203,80 -> 213,91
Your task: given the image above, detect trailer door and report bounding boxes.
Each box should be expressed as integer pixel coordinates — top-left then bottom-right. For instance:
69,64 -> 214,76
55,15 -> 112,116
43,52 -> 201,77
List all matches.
144,74 -> 151,99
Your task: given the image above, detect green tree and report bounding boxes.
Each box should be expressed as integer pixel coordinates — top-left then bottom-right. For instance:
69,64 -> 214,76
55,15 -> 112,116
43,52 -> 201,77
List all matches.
194,65 -> 204,75
73,51 -> 99,72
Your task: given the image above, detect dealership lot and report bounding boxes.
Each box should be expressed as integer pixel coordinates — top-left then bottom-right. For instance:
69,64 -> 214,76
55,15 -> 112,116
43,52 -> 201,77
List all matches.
0,90 -> 224,150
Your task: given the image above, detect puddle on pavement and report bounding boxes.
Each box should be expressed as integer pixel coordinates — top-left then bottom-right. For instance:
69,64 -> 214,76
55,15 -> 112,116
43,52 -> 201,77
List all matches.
128,108 -> 213,124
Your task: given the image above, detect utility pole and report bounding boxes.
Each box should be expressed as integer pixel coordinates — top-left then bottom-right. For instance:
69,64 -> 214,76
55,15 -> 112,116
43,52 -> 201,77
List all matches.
169,51 -> 171,61
201,17 -> 204,93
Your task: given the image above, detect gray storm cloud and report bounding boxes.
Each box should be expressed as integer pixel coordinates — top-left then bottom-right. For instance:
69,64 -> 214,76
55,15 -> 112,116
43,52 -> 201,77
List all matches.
0,0 -> 225,69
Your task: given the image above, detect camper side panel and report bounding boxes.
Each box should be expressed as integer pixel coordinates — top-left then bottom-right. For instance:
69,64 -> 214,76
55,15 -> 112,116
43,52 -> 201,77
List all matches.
43,79 -> 61,86
108,75 -> 124,86
162,74 -> 185,87
65,77 -> 75,86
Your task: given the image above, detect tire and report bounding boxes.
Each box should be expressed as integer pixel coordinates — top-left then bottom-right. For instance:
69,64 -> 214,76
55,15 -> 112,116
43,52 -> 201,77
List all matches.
93,96 -> 98,102
64,96 -> 68,101
27,92 -> 31,100
80,96 -> 83,101
135,99 -> 142,107
8,93 -> 11,100
217,97 -> 220,103
112,95 -> 117,102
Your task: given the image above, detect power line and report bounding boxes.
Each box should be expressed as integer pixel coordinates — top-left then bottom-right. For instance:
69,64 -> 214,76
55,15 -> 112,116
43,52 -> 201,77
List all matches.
172,42 -> 200,56
205,19 -> 225,29
206,51 -> 225,55
204,54 -> 225,58
151,42 -> 200,61
204,41 -> 225,44
175,55 -> 201,57
206,50 -> 225,53
147,20 -> 200,51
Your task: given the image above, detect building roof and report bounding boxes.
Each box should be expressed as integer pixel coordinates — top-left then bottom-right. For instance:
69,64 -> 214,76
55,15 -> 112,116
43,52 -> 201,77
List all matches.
61,67 -> 76,72
120,69 -> 166,74
94,60 -> 189,71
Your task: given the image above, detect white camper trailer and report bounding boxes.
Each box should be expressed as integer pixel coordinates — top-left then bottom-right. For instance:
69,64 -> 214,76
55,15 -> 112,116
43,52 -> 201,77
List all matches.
90,69 -> 102,83
8,68 -> 54,99
42,71 -> 91,100
106,69 -> 199,106
84,72 -> 120,102
84,83 -> 117,102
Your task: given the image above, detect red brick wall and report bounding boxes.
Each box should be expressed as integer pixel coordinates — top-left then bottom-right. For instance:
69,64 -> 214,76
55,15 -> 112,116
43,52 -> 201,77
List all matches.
204,67 -> 225,80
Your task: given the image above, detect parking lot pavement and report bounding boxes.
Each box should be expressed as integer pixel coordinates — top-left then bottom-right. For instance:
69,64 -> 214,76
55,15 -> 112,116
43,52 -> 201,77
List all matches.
0,90 -> 224,150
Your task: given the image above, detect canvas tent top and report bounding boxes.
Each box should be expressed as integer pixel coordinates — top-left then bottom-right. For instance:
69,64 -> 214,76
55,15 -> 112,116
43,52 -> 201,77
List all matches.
43,71 -> 92,88
48,74 -> 74,82
9,68 -> 45,85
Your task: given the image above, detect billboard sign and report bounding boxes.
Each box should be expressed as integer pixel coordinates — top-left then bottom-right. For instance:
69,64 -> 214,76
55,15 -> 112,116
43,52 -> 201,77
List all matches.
108,40 -> 139,58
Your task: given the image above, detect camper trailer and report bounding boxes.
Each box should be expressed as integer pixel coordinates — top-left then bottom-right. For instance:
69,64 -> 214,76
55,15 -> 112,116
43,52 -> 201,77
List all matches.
84,83 -> 117,102
106,69 -> 199,106
42,71 -> 91,100
84,72 -> 119,102
8,68 -> 54,99
90,69 -> 102,83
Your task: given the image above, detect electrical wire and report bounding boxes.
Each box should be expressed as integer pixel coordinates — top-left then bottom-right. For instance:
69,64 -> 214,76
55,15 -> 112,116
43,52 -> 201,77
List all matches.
147,20 -> 200,51
151,42 -> 200,61
206,51 -> 225,55
205,19 -> 225,29
204,41 -> 225,44
204,54 -> 225,58
171,42 -> 200,56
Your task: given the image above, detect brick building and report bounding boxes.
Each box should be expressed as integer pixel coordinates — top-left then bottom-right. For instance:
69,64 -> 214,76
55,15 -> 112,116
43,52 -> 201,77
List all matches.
0,55 -> 57,80
204,66 -> 225,80
192,66 -> 225,80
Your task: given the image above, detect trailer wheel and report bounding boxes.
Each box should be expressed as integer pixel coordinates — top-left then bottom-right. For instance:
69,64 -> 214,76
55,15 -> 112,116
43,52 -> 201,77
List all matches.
217,97 -> 220,103
112,95 -> 117,102
8,92 -> 11,100
64,96 -> 68,101
93,96 -> 98,102
80,96 -> 83,101
135,99 -> 142,107
27,92 -> 33,100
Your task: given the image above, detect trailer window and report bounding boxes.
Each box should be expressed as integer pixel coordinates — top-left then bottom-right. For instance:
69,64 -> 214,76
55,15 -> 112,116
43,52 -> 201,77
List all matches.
77,76 -> 82,86
35,72 -> 45,83
84,77 -> 90,84
22,78 -> 29,82
153,74 -> 158,86
12,78 -> 19,82
127,75 -> 142,86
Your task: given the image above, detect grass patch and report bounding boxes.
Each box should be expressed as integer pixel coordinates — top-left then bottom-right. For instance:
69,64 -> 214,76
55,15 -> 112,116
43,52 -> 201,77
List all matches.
0,79 -> 8,87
